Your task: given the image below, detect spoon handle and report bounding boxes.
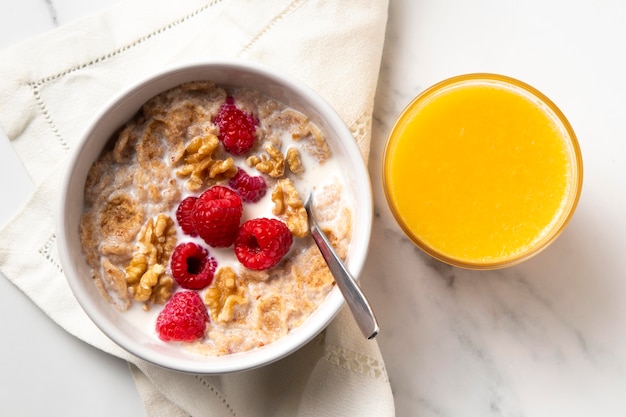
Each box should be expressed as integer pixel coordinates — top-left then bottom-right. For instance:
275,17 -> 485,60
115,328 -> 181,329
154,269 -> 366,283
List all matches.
309,221 -> 379,339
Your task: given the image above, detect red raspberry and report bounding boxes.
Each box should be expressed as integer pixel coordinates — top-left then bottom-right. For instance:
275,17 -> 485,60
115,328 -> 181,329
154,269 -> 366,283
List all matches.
155,291 -> 209,342
234,218 -> 293,270
170,242 -> 217,290
214,97 -> 258,155
228,167 -> 267,203
175,196 -> 198,237
192,185 -> 243,247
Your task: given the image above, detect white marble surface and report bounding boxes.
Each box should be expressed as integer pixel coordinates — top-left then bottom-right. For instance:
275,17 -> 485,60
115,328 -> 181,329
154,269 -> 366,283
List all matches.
2,0 -> 626,416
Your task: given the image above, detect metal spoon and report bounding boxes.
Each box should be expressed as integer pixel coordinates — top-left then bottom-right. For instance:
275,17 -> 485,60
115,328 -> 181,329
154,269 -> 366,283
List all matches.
304,192 -> 379,339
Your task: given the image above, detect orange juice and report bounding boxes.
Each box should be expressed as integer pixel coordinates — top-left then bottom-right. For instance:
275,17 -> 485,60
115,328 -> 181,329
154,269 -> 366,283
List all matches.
383,74 -> 582,269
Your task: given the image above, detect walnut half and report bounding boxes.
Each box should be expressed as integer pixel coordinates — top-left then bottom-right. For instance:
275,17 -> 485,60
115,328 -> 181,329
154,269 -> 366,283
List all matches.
271,178 -> 308,238
176,133 -> 237,190
204,266 -> 249,323
125,214 -> 177,307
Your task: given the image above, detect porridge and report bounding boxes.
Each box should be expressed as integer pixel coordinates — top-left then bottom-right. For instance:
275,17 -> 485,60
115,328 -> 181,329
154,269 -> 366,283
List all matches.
79,81 -> 353,356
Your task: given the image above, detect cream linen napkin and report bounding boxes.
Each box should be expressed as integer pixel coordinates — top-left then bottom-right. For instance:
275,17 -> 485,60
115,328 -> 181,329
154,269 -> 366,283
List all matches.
0,0 -> 393,415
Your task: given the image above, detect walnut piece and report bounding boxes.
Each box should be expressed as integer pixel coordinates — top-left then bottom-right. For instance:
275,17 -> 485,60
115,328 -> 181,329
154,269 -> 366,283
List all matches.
149,274 -> 175,306
286,147 -> 304,174
125,214 -> 177,306
134,264 -> 165,302
176,133 -> 237,190
125,252 -> 148,285
204,266 -> 248,323
271,178 -> 308,238
246,141 -> 285,178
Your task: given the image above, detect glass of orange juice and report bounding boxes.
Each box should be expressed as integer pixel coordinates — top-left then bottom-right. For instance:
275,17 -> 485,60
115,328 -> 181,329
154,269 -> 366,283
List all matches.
383,73 -> 583,269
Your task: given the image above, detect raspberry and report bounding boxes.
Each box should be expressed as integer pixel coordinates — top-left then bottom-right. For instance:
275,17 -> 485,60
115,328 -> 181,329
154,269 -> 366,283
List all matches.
214,96 -> 258,155
175,196 -> 198,237
155,291 -> 209,342
192,185 -> 243,247
234,218 -> 293,270
228,167 -> 267,203
170,242 -> 217,290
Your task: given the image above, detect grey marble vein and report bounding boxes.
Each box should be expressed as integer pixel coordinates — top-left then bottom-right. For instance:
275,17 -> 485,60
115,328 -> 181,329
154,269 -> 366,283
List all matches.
43,0 -> 58,25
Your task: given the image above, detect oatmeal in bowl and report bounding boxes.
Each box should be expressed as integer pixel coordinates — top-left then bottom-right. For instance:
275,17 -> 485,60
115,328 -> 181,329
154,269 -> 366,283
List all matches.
57,61 -> 372,373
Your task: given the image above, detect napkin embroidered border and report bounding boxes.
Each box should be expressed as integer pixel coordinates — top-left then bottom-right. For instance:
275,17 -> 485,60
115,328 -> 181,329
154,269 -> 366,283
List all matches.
39,233 -> 62,274
30,0 -> 224,86
27,0 -> 225,153
237,0 -> 305,57
194,375 -> 237,416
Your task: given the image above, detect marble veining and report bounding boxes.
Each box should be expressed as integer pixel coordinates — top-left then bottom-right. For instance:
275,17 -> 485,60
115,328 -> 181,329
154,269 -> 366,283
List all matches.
43,0 -> 59,25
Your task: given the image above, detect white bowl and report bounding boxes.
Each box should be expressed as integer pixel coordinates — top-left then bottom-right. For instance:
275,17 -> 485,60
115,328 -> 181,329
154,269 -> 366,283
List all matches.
57,60 -> 373,374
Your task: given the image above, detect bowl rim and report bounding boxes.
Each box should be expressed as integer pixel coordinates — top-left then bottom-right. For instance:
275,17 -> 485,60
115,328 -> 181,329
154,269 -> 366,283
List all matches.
57,58 -> 373,374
